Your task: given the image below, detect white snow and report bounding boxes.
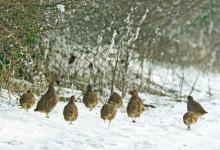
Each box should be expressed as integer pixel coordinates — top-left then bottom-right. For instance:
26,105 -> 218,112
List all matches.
1,68 -> 220,150
56,4 -> 65,14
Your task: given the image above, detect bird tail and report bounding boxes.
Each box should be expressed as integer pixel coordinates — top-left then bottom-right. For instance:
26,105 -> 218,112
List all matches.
144,104 -> 156,108
34,107 -> 38,111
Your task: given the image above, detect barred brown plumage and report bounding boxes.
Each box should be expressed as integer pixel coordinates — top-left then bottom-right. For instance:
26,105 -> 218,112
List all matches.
187,96 -> 207,116
19,90 -> 36,111
63,96 -> 78,124
100,101 -> 117,128
183,111 -> 201,129
34,80 -> 58,118
127,90 -> 144,123
82,84 -> 98,111
107,92 -> 123,108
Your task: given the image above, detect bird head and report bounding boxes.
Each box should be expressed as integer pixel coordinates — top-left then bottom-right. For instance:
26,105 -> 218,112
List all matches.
187,95 -> 193,101
87,84 -> 93,92
27,90 -> 31,93
70,95 -> 76,103
50,80 -> 57,86
129,90 -> 138,96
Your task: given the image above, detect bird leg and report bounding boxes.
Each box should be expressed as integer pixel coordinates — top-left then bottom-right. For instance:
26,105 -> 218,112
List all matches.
187,125 -> 191,130
89,108 -> 92,111
46,113 -> 49,118
132,117 -> 136,123
108,120 -> 111,129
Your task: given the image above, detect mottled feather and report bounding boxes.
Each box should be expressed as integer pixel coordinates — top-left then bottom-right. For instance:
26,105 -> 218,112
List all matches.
19,90 -> 36,110
187,96 -> 207,115
34,81 -> 58,117
107,92 -> 123,108
63,96 -> 78,123
127,90 -> 144,122
183,111 -> 200,129
83,84 -> 98,110
100,102 -> 117,122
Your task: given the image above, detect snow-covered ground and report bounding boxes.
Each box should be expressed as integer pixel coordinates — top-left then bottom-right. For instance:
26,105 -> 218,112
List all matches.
0,68 -> 220,150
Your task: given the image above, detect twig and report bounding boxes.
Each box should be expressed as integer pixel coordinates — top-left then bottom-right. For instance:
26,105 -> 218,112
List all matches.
143,104 -> 156,108
179,71 -> 185,101
156,69 -> 169,101
208,77 -> 212,96
111,47 -> 120,95
188,73 -> 200,96
7,90 -> 11,104
76,93 -> 83,102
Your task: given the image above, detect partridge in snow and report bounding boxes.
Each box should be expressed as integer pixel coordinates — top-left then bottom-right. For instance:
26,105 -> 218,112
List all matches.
183,111 -> 202,129
127,90 -> 144,123
107,92 -> 123,108
63,96 -> 78,124
100,101 -> 117,127
187,96 -> 207,116
82,84 -> 98,111
19,90 -> 36,111
34,80 -> 58,118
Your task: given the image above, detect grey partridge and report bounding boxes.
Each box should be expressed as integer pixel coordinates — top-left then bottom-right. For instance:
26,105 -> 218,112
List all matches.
183,111 -> 201,129
34,80 -> 58,118
100,101 -> 117,127
82,84 -> 98,111
187,96 -> 207,116
107,92 -> 123,108
19,90 -> 36,111
127,90 -> 144,123
63,96 -> 78,124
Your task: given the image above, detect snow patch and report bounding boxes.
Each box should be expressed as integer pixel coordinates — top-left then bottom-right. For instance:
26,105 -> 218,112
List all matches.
57,4 -> 65,13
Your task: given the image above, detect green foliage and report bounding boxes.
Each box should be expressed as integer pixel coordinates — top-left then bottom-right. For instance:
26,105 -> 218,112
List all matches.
0,53 -> 10,69
59,96 -> 67,102
21,5 -> 40,45
192,14 -> 210,26
0,49 -> 25,70
12,50 -> 25,61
